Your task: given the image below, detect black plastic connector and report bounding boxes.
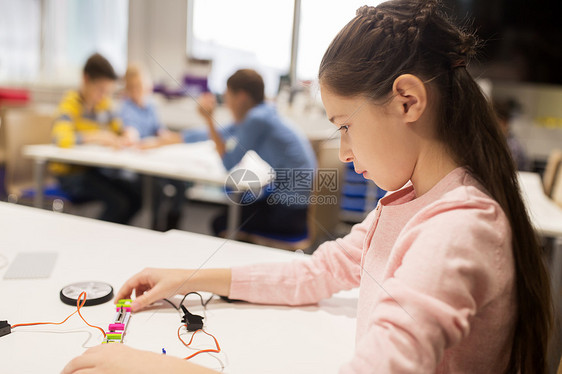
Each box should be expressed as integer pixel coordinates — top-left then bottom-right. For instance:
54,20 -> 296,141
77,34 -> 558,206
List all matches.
0,320 -> 11,337
180,305 -> 204,331
219,295 -> 243,303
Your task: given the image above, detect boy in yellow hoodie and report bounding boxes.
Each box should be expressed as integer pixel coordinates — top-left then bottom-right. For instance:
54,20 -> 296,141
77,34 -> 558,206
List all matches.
51,53 -> 141,224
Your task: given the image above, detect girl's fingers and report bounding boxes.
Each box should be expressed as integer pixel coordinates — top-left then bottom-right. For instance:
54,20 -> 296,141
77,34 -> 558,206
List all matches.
61,353 -> 97,373
115,271 -> 151,302
131,286 -> 163,312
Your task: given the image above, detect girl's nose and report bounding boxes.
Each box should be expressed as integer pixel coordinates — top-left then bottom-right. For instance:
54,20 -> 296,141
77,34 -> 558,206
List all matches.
339,137 -> 354,163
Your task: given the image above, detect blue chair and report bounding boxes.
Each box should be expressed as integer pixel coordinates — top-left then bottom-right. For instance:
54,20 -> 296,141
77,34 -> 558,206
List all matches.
340,162 -> 385,224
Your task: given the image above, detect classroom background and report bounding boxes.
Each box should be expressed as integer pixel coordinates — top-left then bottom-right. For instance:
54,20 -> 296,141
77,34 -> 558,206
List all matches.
1,0 -> 562,373
0,0 -> 561,250
1,0 -> 560,242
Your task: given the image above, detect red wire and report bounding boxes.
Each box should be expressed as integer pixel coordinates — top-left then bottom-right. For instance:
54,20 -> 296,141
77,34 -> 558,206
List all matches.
177,324 -> 221,360
11,291 -> 106,338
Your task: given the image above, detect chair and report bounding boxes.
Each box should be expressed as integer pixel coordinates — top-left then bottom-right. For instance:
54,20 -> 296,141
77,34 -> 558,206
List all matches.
1,106 -> 68,209
339,161 -> 385,224
233,185 -> 317,252
310,138 -> 344,241
546,151 -> 562,208
0,101 -> 31,197
234,138 -> 343,252
552,172 -> 562,208
543,149 -> 562,197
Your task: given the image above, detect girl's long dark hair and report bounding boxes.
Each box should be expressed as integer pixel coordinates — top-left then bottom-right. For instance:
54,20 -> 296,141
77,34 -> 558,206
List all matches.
319,1 -> 553,372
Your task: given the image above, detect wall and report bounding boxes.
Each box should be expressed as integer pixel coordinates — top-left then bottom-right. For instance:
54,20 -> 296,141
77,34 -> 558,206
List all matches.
128,0 -> 189,87
493,82 -> 562,160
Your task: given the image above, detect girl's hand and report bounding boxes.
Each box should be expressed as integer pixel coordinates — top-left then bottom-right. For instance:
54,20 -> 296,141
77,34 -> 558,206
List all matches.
61,343 -> 218,374
115,268 -> 193,312
115,268 -> 232,312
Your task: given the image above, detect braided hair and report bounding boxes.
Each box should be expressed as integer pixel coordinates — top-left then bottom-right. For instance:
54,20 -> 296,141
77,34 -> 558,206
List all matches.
319,1 -> 553,373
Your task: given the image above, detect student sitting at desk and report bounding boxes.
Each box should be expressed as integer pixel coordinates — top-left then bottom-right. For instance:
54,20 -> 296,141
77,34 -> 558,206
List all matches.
119,64 -> 187,231
200,70 -> 316,238
150,69 -> 317,238
51,53 -> 141,224
64,1 -> 551,373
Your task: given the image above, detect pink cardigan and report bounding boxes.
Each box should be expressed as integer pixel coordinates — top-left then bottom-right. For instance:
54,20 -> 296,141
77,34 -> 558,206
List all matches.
230,168 -> 516,373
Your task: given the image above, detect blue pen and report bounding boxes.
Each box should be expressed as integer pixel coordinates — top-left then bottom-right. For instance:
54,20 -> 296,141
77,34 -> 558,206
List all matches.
162,348 -> 166,355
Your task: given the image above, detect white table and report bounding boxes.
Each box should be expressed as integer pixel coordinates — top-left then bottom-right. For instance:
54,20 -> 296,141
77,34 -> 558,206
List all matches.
518,172 -> 562,290
23,142 -> 246,236
0,203 -> 357,373
518,172 -> 562,363
518,172 -> 562,238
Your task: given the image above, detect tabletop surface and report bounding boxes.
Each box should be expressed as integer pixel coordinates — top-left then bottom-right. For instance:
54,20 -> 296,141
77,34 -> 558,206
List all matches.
23,142 -> 275,189
518,171 -> 562,237
4,167 -> 559,372
23,142 -> 228,184
0,203 -> 357,374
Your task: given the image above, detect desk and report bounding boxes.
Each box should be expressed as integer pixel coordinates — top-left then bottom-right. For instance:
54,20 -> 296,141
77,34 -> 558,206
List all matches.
518,172 -> 562,294
23,142 -> 247,236
518,172 -> 562,238
0,203 -> 357,373
518,172 -> 562,366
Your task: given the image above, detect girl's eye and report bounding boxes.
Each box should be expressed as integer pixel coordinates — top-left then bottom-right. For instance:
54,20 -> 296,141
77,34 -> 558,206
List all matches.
338,125 -> 349,133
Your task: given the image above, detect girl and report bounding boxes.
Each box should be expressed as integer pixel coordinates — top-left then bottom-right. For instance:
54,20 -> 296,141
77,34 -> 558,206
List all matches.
63,0 -> 552,373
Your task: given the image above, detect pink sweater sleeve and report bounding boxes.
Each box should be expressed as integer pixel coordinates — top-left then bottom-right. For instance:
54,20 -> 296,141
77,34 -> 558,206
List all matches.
228,210 -> 376,305
340,199 -> 513,373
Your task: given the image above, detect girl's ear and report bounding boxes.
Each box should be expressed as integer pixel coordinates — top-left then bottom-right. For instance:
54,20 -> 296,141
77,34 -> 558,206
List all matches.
391,74 -> 427,123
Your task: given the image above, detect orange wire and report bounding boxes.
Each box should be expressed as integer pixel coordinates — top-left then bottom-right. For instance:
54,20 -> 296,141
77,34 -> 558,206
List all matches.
11,291 -> 106,338
75,292 -> 106,337
177,324 -> 221,360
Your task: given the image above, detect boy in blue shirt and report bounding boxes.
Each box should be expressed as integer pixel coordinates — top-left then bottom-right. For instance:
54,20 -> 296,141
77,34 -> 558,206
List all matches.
119,65 -> 162,140
184,69 -> 317,238
120,64 -> 187,231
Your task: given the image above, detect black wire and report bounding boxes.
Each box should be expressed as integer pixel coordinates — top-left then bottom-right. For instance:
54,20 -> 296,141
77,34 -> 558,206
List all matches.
163,292 -> 214,311
179,292 -> 204,310
161,298 -> 180,310
203,294 -> 214,307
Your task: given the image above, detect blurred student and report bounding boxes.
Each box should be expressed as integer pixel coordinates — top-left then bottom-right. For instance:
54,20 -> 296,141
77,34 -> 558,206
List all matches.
51,53 -> 141,224
493,99 -> 530,171
120,64 -> 186,231
172,69 -> 316,237
120,64 -> 177,141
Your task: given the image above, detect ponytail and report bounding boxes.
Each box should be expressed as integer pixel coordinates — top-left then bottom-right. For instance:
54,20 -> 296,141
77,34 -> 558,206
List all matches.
447,64 -> 553,374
